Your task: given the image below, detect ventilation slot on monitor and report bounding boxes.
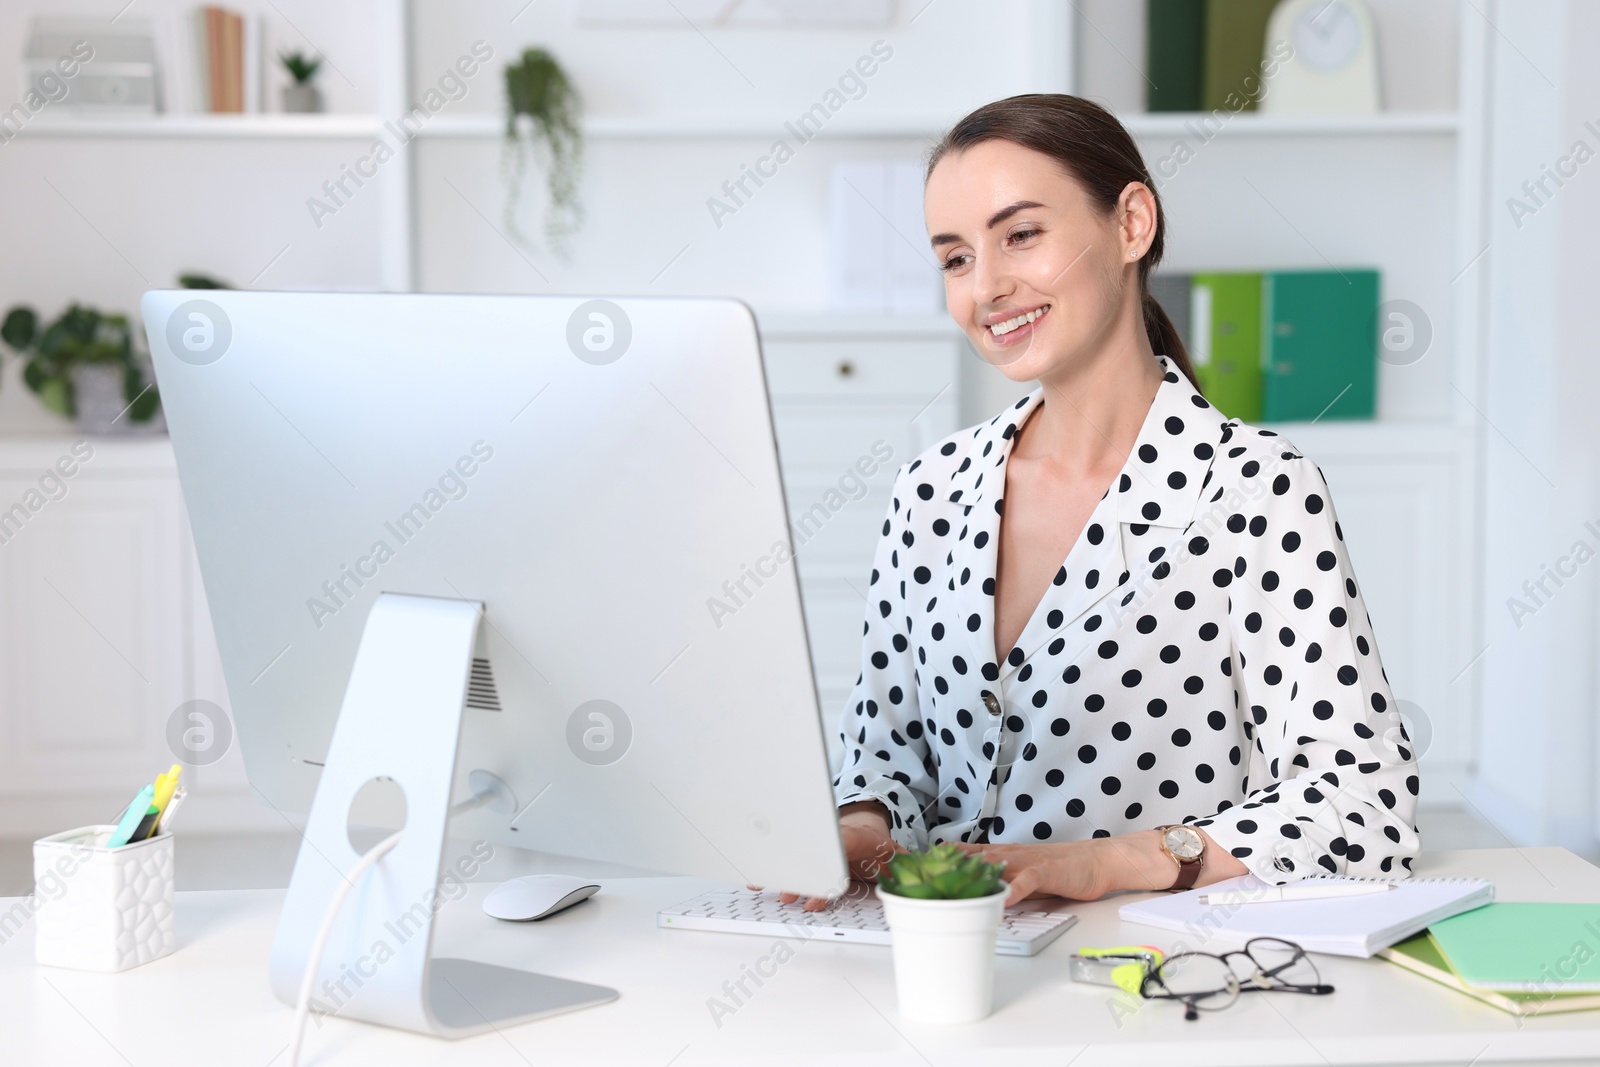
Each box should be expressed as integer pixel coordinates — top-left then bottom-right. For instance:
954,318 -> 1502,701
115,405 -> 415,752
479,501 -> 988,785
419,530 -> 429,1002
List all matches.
465,657 -> 502,712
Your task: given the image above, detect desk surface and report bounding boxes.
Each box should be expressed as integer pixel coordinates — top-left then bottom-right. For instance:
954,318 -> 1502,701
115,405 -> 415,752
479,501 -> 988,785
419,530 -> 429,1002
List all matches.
4,847 -> 1600,1066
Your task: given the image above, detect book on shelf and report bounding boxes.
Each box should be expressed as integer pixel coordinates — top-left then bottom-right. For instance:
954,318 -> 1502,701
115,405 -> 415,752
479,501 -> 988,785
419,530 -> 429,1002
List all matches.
1263,268 -> 1379,421
1200,0 -> 1280,113
1149,268 -> 1379,423
1192,271 -> 1265,422
1145,0 -> 1205,112
1147,0 -> 1278,113
152,6 -> 261,115
1146,0 -> 1383,115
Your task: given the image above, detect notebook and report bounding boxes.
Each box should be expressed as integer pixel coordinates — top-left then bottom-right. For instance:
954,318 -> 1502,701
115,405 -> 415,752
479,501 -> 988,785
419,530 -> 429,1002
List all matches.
1118,874 -> 1493,958
1380,931 -> 1600,1015
1426,903 -> 1600,992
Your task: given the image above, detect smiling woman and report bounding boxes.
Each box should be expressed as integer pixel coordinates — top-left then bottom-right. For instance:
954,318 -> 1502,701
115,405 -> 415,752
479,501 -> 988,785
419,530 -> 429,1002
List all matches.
787,94 -> 1422,913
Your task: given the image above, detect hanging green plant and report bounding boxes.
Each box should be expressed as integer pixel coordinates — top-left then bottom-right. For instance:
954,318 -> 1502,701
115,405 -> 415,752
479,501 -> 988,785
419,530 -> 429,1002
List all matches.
502,47 -> 583,255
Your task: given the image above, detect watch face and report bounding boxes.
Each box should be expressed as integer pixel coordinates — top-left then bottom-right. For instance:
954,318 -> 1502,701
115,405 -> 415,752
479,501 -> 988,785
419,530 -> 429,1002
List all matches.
1164,826 -> 1203,860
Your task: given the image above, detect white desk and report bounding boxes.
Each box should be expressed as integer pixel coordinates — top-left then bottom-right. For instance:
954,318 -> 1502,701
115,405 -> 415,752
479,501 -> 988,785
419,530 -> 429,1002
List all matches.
4,847 -> 1599,1066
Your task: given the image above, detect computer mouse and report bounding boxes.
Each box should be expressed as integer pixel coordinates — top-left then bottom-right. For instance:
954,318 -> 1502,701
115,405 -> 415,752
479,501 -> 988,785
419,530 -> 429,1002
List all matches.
482,875 -> 600,922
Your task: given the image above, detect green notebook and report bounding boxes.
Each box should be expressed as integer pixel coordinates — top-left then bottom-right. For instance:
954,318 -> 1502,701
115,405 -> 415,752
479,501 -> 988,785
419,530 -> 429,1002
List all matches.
1381,931 -> 1600,1016
1147,0 -> 1206,112
1191,272 -> 1263,422
1428,903 -> 1600,992
1261,269 -> 1379,422
1200,0 -> 1281,111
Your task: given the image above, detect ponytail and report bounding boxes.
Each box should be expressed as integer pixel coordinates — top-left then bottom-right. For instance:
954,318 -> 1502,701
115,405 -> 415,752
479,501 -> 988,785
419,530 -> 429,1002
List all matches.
1143,288 -> 1201,392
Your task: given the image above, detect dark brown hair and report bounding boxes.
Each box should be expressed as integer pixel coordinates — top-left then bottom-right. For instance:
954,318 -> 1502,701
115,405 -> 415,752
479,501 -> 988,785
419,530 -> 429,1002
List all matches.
926,93 -> 1200,392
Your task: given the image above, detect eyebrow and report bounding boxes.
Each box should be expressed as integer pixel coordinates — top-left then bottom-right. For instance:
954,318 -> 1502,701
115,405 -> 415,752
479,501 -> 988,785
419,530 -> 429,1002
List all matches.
929,200 -> 1046,247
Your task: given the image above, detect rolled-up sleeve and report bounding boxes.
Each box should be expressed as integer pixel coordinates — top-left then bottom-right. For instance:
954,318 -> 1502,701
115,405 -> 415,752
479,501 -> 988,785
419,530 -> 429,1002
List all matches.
1194,452 -> 1422,884
832,462 -> 938,850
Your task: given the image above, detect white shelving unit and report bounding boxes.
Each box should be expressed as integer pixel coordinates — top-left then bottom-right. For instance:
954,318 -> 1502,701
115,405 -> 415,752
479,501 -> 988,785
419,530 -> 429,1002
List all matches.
1066,3 -> 1490,802
0,0 -> 1496,831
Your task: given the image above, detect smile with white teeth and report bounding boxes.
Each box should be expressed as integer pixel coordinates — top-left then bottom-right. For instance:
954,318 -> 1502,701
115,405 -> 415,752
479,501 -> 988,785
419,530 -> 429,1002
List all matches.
988,304 -> 1050,336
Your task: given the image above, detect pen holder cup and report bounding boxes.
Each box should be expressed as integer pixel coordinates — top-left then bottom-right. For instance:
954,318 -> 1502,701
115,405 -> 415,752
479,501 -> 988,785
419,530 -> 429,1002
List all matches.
32,824 -> 175,972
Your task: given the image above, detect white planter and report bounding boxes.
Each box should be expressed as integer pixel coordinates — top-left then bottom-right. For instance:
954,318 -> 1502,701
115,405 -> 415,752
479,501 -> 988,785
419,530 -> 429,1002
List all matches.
875,883 -> 1007,1023
33,824 -> 175,972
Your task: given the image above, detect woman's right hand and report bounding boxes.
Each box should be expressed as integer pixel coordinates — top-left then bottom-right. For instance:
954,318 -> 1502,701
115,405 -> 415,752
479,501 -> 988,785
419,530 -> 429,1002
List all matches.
756,801 -> 905,912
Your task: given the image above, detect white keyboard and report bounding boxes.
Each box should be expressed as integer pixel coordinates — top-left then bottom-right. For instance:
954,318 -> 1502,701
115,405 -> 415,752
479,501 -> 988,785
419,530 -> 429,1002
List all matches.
658,885 -> 1078,957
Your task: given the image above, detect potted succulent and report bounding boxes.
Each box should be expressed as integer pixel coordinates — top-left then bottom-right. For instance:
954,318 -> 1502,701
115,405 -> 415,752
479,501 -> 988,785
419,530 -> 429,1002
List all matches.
279,51 -> 323,113
876,844 -> 1009,1023
502,47 -> 582,254
1,303 -> 162,434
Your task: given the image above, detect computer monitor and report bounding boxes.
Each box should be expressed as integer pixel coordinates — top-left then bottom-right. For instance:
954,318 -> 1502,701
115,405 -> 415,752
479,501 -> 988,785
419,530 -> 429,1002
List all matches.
142,290 -> 849,1036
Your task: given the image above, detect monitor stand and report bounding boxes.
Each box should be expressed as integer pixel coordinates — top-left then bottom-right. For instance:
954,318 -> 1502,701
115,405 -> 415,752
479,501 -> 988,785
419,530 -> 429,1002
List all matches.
268,592 -> 619,1038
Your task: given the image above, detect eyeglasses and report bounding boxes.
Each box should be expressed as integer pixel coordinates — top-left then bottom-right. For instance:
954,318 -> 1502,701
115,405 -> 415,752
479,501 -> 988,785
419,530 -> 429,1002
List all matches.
1139,937 -> 1334,1020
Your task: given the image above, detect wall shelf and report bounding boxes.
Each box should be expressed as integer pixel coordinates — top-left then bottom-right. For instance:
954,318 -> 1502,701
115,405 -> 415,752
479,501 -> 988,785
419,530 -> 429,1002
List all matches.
421,113 -> 949,140
1119,111 -> 1461,137
17,115 -> 387,139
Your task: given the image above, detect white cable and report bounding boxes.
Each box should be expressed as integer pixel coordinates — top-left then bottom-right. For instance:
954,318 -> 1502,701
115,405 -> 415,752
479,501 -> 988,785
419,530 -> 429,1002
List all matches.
289,829 -> 404,1067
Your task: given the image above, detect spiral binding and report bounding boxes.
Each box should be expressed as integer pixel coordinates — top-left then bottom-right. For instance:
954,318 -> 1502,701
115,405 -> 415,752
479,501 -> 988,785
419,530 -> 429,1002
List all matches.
1303,875 -> 1490,887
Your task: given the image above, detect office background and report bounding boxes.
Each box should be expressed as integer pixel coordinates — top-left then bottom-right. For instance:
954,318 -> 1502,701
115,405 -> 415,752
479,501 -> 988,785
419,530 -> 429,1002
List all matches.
0,0 -> 1595,890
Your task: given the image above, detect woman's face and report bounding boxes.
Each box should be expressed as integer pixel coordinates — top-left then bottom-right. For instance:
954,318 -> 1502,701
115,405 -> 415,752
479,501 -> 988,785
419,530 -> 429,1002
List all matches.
924,139 -> 1148,382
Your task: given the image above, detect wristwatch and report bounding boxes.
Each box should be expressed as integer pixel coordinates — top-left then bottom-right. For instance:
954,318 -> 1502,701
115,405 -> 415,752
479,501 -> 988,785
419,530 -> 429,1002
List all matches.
1154,824 -> 1206,891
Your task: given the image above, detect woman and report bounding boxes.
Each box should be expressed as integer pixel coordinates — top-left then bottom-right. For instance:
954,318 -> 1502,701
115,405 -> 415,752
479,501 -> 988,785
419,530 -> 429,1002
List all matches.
812,94 -> 1420,909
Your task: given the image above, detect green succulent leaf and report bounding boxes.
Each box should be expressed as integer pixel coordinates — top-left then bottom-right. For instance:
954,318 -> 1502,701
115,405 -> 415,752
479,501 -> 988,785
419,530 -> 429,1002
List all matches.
279,51 -> 322,84
877,842 -> 1006,899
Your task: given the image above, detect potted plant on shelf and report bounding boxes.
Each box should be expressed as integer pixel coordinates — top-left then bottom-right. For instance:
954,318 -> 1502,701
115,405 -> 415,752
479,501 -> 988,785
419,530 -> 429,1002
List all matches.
502,47 -> 583,255
279,51 -> 323,113
876,843 -> 1009,1024
1,303 -> 163,434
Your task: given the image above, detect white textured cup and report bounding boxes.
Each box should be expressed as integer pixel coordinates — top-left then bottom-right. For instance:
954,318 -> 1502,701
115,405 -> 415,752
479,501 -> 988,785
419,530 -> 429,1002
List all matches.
876,883 -> 1007,1023
33,824 -> 175,972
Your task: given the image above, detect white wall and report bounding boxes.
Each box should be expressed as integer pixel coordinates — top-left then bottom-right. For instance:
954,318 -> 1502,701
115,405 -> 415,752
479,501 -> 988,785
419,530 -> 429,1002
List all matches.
1471,0 -> 1600,852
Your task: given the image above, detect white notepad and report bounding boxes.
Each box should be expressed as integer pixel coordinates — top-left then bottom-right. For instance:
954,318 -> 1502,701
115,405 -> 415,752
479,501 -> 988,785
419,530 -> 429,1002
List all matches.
1118,874 -> 1494,958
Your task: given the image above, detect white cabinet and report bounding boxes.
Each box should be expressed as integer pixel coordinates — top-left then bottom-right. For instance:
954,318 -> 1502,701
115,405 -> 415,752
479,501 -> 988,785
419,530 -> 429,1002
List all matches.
1275,424 -> 1476,803
760,317 -> 966,755
0,440 -> 187,835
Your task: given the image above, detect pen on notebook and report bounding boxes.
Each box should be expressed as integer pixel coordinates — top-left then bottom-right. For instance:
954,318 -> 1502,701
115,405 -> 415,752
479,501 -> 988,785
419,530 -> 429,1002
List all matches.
1199,882 -> 1396,905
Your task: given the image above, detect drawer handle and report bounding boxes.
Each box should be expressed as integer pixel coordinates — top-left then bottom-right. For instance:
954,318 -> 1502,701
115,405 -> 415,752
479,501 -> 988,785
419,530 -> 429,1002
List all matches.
836,360 -> 855,378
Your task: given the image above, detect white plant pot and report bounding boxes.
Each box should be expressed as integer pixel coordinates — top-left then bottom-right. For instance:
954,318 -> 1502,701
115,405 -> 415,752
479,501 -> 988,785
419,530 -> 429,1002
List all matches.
876,883 -> 1007,1024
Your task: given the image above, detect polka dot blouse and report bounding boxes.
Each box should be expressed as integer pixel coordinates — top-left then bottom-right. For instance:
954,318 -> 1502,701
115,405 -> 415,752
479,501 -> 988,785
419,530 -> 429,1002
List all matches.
832,356 -> 1421,885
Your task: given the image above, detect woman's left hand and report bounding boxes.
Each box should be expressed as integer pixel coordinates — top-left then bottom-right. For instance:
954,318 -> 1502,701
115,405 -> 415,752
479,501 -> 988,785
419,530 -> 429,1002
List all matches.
953,840 -> 1116,906
957,829 -> 1245,906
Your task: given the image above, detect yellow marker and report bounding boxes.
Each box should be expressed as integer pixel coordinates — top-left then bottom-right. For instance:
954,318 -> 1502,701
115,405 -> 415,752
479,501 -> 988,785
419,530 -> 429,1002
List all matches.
1073,945 -> 1166,995
151,763 -> 182,815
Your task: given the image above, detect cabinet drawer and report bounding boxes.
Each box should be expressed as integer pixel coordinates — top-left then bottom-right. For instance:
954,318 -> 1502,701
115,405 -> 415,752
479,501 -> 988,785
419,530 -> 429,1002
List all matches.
762,338 -> 960,398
